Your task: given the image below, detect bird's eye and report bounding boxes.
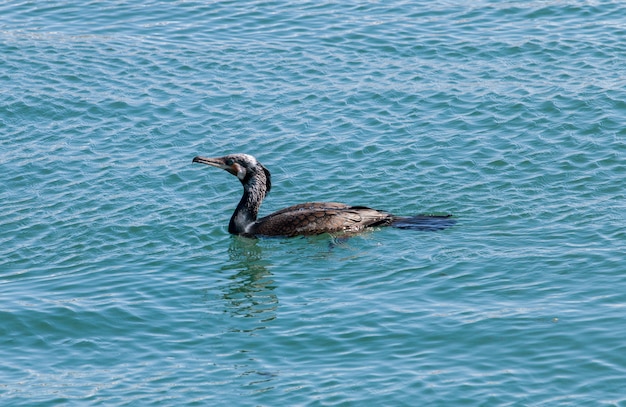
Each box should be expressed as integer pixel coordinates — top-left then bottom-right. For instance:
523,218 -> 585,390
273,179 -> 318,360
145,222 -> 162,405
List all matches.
225,158 -> 234,166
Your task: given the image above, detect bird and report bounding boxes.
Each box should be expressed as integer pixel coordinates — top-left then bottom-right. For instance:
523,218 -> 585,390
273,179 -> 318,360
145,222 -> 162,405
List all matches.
192,153 -> 455,237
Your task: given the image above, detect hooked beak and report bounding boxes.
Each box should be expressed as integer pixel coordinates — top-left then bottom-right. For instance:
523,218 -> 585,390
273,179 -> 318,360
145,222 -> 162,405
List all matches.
192,156 -> 226,168
193,155 -> 245,179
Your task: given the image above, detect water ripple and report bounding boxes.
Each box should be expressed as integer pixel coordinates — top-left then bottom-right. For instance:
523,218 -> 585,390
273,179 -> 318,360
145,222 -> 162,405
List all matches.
3,0 -> 626,405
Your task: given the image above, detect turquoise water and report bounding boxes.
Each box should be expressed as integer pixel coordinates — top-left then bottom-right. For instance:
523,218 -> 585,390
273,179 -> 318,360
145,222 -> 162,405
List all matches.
2,1 -> 626,405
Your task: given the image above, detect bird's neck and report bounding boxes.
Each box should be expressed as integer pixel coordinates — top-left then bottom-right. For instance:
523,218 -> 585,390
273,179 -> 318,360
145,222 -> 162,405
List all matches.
228,172 -> 268,235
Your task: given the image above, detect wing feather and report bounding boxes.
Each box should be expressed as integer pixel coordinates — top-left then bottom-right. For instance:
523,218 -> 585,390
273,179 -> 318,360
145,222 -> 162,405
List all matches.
250,202 -> 393,237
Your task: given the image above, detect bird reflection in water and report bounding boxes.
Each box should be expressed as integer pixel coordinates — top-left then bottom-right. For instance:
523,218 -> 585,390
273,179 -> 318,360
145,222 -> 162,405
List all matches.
218,237 -> 280,390
222,237 -> 278,324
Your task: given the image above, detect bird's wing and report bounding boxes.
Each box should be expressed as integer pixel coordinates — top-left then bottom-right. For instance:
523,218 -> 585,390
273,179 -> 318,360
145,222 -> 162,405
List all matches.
252,203 -> 392,237
263,202 -> 350,217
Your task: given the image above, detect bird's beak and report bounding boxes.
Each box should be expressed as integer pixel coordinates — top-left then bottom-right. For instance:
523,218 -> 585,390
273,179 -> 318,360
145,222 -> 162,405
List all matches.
192,156 -> 226,169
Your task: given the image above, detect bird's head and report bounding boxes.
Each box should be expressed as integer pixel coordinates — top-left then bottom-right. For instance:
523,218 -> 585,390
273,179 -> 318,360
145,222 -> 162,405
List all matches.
192,153 -> 271,193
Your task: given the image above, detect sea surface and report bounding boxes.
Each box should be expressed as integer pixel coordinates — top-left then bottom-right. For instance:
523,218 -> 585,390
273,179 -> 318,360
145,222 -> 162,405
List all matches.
2,1 -> 626,405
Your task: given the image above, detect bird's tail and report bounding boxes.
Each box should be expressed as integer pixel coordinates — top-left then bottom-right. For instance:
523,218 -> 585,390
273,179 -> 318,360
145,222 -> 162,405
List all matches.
391,214 -> 456,231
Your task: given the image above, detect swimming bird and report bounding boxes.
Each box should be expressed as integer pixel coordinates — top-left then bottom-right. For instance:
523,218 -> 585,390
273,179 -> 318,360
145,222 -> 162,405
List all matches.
192,153 -> 454,237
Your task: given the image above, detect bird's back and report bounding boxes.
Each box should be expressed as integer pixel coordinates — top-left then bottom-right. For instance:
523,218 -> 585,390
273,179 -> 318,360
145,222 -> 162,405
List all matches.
249,202 -> 393,237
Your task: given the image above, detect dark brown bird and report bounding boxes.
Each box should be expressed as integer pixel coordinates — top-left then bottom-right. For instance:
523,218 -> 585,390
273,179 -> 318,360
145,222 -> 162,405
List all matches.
192,153 -> 454,237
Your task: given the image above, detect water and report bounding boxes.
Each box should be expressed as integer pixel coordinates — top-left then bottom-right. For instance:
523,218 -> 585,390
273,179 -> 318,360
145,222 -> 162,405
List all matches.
2,1 -> 626,405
